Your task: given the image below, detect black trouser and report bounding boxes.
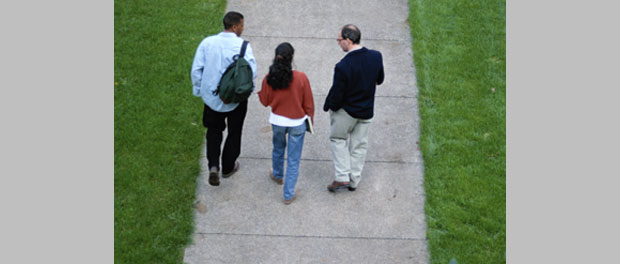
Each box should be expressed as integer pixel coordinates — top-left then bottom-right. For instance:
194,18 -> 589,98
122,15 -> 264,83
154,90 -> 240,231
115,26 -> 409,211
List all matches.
202,100 -> 248,174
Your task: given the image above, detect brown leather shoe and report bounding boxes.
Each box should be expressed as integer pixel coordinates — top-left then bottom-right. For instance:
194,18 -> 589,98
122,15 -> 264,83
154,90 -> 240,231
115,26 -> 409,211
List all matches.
270,168 -> 283,185
208,167 -> 220,186
327,181 -> 350,192
222,161 -> 239,178
284,194 -> 296,205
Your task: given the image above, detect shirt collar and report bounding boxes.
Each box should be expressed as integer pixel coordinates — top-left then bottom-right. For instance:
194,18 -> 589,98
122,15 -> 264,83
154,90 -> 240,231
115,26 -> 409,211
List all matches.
348,46 -> 363,53
346,46 -> 367,56
219,31 -> 238,37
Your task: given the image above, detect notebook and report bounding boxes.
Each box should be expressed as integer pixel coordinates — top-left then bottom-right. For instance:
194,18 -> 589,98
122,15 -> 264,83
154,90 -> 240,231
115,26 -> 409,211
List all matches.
305,117 -> 314,134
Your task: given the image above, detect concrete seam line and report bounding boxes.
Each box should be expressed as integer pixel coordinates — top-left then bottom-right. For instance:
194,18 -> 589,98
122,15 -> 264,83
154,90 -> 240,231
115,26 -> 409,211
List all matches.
237,156 -> 417,164
197,232 -> 427,241
243,34 -> 407,42
310,94 -> 417,99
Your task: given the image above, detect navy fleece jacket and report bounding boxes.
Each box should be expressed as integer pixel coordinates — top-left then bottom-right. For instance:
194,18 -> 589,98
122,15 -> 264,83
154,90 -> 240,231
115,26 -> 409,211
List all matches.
323,47 -> 384,119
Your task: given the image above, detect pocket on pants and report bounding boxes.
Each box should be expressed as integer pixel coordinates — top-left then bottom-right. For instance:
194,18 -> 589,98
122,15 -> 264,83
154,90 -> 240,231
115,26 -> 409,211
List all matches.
329,110 -> 354,139
290,122 -> 306,136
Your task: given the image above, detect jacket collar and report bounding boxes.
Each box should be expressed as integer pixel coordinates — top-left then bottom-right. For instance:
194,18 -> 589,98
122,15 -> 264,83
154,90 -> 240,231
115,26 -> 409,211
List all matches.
345,47 -> 367,57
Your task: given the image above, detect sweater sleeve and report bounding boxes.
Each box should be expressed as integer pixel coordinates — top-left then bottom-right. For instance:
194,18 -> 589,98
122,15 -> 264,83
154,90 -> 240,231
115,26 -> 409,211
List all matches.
376,52 -> 385,85
301,73 -> 315,123
323,65 -> 346,112
258,76 -> 271,107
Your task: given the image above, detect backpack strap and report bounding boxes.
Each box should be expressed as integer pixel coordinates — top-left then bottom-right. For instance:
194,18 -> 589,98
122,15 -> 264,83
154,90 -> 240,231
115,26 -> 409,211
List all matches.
239,40 -> 249,58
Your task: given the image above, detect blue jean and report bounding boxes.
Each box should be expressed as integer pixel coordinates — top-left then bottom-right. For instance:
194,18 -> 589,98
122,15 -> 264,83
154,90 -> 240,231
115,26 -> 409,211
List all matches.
271,122 -> 306,200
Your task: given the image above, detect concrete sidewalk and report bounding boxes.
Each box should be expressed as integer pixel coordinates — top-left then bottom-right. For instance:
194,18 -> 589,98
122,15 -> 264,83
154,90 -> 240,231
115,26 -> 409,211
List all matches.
184,0 -> 428,263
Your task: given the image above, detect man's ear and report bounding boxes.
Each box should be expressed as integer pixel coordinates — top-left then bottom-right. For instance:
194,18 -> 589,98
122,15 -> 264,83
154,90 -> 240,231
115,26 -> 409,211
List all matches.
346,38 -> 353,47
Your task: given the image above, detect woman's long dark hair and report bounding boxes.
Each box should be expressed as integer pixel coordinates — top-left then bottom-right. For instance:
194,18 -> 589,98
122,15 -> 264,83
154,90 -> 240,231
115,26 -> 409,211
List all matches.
267,42 -> 294,90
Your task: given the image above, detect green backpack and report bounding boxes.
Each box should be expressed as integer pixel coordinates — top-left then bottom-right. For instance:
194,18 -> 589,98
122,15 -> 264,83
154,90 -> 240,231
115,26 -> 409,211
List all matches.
214,40 -> 253,104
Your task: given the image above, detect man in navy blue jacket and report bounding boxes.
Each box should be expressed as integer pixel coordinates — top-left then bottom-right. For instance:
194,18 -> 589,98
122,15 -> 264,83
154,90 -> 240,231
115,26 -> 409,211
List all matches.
324,24 -> 384,192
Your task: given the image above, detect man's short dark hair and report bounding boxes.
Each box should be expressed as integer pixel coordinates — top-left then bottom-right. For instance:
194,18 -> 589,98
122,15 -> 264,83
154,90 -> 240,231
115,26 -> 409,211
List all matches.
341,24 -> 361,44
223,11 -> 244,29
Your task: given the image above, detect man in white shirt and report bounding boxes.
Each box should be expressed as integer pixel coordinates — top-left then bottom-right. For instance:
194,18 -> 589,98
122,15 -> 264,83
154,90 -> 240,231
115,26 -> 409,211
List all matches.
191,11 -> 257,186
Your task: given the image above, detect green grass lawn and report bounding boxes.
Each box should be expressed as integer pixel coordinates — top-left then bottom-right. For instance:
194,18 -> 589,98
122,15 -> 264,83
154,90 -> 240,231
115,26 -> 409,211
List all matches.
408,0 -> 506,263
114,0 -> 225,263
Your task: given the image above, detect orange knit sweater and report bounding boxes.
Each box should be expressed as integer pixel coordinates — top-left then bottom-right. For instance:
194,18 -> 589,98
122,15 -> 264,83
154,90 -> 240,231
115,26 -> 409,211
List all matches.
258,71 -> 315,123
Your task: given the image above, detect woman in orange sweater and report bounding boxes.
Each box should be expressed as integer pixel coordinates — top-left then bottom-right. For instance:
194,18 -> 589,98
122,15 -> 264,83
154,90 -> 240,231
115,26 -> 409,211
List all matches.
258,42 -> 314,205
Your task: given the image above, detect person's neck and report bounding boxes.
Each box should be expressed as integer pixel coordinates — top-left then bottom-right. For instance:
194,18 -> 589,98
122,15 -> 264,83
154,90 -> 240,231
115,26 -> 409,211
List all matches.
223,29 -> 237,36
348,44 -> 362,52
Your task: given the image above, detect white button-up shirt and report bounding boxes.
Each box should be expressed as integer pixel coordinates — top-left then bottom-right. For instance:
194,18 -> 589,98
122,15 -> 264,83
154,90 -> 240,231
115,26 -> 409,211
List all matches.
191,32 -> 257,112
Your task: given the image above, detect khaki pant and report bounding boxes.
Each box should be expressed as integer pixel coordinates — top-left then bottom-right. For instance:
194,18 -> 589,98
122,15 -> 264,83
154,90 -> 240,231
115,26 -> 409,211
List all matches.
329,109 -> 372,188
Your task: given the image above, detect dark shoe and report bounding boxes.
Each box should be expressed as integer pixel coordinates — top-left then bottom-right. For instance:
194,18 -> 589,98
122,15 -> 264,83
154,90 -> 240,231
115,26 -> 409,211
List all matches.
327,181 -> 350,192
348,186 -> 356,191
270,168 -> 283,185
284,194 -> 296,205
222,161 -> 239,178
208,167 -> 220,186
